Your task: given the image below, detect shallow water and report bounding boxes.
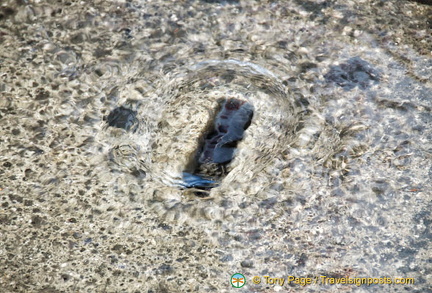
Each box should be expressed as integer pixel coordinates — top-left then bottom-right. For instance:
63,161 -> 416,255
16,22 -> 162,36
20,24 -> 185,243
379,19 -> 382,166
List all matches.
1,0 -> 431,292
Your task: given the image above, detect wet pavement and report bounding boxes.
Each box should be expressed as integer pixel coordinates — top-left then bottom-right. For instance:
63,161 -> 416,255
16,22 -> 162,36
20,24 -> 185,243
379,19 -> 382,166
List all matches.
0,0 -> 431,292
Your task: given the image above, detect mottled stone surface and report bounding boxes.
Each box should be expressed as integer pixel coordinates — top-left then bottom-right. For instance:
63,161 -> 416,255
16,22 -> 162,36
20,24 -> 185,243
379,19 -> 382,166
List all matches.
0,0 -> 431,292
324,57 -> 381,90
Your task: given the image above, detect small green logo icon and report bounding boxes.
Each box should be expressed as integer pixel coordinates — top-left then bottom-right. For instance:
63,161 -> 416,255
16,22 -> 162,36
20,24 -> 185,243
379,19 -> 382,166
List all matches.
231,273 -> 246,288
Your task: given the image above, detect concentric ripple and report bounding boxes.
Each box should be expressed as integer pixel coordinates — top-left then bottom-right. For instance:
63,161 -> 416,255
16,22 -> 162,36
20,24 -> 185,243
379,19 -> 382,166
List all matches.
133,59 -> 302,222
105,59 -> 302,222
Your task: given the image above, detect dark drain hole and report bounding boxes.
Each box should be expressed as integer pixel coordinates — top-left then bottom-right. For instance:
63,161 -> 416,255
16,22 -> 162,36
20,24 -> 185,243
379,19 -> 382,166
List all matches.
105,106 -> 138,132
182,98 -> 254,194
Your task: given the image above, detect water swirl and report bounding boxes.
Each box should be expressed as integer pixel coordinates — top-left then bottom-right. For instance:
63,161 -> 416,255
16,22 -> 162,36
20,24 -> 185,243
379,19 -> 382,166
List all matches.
132,59 -> 302,221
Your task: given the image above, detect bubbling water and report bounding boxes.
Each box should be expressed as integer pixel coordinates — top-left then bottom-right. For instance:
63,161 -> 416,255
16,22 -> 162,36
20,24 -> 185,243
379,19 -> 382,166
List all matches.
107,59 -> 303,222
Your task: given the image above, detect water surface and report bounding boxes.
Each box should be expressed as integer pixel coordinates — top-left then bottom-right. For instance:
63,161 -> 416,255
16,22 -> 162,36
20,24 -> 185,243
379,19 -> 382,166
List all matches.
0,0 -> 431,292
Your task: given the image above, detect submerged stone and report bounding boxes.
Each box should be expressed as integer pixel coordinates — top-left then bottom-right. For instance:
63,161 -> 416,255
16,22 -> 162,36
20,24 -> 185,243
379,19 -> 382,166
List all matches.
106,106 -> 138,132
182,98 -> 253,191
199,98 -> 253,164
324,57 -> 381,90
